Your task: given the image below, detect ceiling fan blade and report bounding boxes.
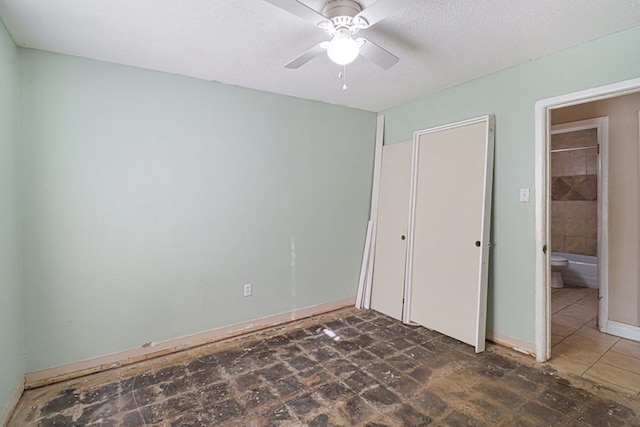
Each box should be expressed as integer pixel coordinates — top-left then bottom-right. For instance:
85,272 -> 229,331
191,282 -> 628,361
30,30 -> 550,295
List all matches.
354,0 -> 413,28
264,0 -> 329,27
357,38 -> 399,69
285,43 -> 326,69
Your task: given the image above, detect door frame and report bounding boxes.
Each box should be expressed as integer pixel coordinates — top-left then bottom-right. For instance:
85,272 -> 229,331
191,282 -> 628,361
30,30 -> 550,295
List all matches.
550,117 -> 609,334
534,77 -> 640,362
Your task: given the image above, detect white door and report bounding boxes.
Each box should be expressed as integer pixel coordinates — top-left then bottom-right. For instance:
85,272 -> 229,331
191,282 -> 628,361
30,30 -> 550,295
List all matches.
371,141 -> 412,320
407,116 -> 494,352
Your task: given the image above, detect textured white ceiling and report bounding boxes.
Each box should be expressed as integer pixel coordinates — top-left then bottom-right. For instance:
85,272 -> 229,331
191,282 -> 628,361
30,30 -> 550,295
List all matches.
1,0 -> 640,111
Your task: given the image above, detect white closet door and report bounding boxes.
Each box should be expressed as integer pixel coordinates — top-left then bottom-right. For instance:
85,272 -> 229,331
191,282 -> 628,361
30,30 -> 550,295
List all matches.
371,141 -> 412,320
408,116 -> 494,352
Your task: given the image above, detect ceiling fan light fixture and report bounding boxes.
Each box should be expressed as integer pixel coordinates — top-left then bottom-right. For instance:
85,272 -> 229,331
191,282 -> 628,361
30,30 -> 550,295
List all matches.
326,28 -> 359,65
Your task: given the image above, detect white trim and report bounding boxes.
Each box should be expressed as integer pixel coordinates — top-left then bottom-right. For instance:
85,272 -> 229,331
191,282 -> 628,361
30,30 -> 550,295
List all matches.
534,77 -> 640,362
402,128 -> 420,324
475,116 -> 495,353
0,378 -> 24,427
550,118 -> 609,335
534,102 -> 550,362
24,297 -> 354,389
551,118 -> 606,134
411,115 -> 492,136
363,221 -> 377,309
359,114 -> 385,309
356,220 -> 373,308
370,114 -> 385,224
605,321 -> 640,342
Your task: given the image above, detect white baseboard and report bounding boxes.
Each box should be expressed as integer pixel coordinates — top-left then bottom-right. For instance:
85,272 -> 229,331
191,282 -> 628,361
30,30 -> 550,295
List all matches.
25,297 -> 355,389
1,378 -> 24,427
487,329 -> 536,356
603,320 -> 640,342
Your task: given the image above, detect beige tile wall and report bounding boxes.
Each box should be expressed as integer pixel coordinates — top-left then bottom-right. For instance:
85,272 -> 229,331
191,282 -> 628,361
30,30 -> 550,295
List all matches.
550,129 -> 598,256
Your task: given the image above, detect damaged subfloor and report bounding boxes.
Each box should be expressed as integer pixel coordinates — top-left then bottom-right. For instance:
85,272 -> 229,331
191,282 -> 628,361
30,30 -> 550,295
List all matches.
9,308 -> 640,426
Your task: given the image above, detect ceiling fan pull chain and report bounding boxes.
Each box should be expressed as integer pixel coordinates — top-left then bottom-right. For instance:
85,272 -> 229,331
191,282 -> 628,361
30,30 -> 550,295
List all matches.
342,65 -> 347,90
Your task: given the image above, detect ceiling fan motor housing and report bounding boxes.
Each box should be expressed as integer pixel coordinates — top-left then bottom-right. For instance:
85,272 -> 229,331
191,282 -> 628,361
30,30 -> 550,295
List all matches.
321,0 -> 367,34
322,0 -> 361,18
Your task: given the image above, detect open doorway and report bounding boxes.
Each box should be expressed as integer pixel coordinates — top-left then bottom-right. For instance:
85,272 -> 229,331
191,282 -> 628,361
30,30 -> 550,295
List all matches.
535,78 -> 640,393
547,116 -> 609,370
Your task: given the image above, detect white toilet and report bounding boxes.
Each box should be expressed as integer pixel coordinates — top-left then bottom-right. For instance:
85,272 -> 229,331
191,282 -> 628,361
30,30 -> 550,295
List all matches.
551,255 -> 569,288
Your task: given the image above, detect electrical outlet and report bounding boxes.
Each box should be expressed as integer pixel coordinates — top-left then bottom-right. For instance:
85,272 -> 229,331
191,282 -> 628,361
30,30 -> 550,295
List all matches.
243,283 -> 252,297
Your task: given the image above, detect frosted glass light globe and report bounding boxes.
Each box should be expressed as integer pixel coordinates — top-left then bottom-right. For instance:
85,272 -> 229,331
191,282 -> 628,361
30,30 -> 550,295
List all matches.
326,29 -> 359,65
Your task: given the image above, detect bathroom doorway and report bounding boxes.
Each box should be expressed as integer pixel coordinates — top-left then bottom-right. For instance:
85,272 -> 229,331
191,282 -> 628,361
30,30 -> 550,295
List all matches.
535,79 -> 640,393
547,117 -> 609,372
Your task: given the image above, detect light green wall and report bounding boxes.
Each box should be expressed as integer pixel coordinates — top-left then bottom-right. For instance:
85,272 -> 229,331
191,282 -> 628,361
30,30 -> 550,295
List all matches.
0,19 -> 24,418
384,25 -> 640,344
19,50 -> 376,371
12,21 -> 640,375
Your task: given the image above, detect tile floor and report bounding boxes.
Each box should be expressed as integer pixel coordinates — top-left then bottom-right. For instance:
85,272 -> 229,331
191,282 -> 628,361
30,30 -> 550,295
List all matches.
9,307 -> 640,426
549,286 -> 640,396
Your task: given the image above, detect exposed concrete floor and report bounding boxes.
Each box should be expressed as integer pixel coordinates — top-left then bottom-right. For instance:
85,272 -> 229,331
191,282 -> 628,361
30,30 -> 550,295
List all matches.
9,308 -> 640,426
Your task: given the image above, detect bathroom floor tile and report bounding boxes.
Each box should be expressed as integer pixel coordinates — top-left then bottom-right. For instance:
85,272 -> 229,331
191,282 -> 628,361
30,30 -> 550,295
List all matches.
551,320 -> 577,338
551,299 -> 581,315
551,287 -> 640,397
551,333 -> 566,347
552,335 -> 612,367
551,300 -> 572,315
599,351 -> 640,375
558,301 -> 598,323
574,300 -> 599,314
612,340 -> 640,359
547,354 -> 590,376
585,317 -> 599,330
552,312 -> 591,331
573,326 -> 619,346
584,361 -> 640,394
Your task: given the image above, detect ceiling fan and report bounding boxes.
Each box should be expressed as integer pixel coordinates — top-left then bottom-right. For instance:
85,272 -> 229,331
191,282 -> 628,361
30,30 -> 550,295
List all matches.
265,0 -> 411,70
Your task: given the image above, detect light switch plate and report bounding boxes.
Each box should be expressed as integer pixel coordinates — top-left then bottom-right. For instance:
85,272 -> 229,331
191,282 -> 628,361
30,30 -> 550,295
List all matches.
519,188 -> 530,203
